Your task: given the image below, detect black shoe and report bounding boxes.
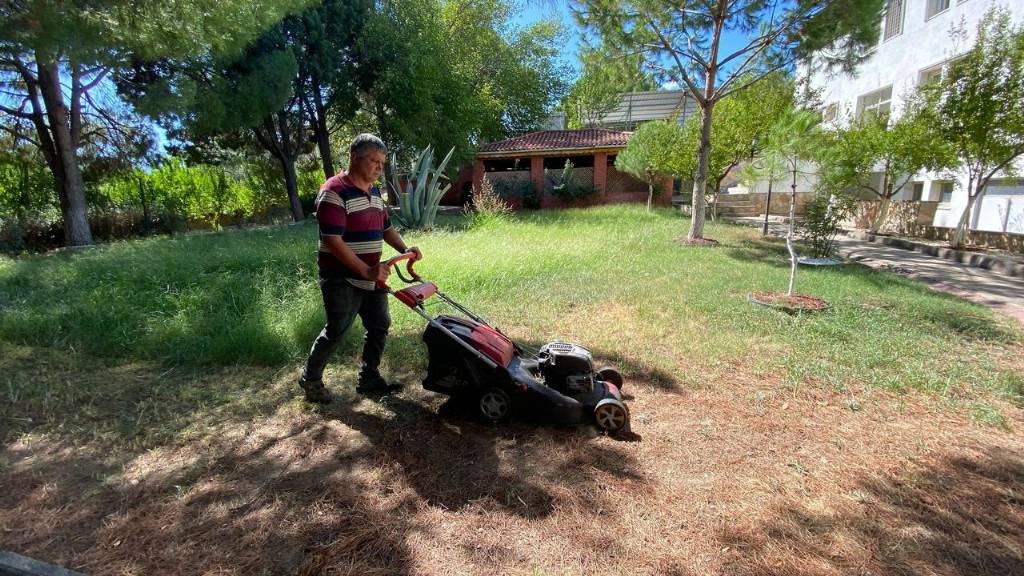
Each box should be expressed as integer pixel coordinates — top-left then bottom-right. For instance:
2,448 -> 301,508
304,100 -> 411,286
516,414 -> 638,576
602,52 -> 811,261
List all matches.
356,374 -> 402,395
299,377 -> 332,404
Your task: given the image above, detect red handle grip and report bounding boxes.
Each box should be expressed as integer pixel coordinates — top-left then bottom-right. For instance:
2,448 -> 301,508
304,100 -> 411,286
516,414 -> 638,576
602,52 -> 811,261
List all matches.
376,252 -> 421,289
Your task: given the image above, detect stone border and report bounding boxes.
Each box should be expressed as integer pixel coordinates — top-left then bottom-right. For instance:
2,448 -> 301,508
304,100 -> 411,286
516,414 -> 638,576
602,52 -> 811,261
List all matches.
847,231 -> 1024,279
0,551 -> 85,576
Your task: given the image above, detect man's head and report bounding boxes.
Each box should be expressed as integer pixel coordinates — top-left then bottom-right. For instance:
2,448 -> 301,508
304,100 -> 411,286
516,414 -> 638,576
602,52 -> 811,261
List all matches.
348,133 -> 388,185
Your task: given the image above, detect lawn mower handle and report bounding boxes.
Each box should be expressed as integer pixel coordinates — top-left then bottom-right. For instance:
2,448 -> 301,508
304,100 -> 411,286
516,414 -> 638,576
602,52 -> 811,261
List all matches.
377,251 -> 421,289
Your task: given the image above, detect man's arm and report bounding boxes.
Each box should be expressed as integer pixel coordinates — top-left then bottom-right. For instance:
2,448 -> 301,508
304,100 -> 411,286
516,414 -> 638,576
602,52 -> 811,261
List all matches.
323,236 -> 388,282
383,227 -> 421,260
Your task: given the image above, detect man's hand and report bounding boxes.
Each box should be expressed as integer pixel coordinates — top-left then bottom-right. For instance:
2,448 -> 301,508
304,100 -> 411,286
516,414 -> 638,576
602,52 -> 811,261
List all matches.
365,263 -> 390,283
405,246 -> 423,261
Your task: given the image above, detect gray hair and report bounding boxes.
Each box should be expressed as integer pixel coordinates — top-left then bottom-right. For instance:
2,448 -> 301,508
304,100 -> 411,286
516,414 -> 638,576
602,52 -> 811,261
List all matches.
350,133 -> 388,158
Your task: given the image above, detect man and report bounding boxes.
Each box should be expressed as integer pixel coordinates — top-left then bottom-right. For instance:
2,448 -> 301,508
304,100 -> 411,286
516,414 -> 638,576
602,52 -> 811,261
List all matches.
299,133 -> 421,404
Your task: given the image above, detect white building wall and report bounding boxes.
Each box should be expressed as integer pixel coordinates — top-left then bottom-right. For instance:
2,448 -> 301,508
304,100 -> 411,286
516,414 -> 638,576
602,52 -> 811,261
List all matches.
795,0 -> 1024,234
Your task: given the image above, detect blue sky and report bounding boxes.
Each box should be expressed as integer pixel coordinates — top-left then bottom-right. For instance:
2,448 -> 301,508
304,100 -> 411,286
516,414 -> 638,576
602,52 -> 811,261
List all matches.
512,3 -> 753,87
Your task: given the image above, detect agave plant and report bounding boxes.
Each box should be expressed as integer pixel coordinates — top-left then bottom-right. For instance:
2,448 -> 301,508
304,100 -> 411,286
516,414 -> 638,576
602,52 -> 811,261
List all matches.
387,145 -> 456,230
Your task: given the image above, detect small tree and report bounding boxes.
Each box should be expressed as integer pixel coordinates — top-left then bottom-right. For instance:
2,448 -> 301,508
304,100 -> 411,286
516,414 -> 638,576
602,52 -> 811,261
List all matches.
746,109 -> 822,295
675,72 -> 794,218
910,7 -> 1024,248
614,119 -> 683,211
817,111 -> 952,232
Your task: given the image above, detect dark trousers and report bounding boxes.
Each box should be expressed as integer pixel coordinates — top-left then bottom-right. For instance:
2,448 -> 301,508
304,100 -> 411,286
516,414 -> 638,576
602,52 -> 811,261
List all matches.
302,277 -> 391,382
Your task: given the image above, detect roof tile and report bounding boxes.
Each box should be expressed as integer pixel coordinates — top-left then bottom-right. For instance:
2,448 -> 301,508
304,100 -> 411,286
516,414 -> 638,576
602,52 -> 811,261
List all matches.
479,128 -> 631,154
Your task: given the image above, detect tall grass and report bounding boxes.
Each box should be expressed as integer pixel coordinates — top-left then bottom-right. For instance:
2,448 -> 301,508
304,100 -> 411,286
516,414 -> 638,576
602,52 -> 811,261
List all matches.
1,205 -> 1021,401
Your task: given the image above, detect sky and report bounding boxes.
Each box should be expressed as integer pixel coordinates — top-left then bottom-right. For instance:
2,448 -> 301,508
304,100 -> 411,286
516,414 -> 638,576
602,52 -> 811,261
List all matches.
512,3 -> 756,87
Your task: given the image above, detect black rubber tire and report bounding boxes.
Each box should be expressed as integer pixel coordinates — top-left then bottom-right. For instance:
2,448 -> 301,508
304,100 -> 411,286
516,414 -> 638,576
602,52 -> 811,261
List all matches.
594,398 -> 630,433
596,366 -> 624,391
478,387 -> 512,422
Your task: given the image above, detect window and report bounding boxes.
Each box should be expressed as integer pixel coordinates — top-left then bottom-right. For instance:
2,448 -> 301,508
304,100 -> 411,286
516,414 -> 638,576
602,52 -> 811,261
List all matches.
911,182 -> 924,201
984,179 -> 1024,196
857,86 -> 892,119
938,181 -> 954,204
919,64 -> 943,85
884,0 -> 904,40
926,0 -> 950,20
918,55 -> 967,87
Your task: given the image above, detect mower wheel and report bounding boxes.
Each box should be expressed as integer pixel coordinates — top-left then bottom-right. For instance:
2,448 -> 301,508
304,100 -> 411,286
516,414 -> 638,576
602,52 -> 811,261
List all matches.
594,398 -> 629,433
596,366 -> 624,391
479,387 -> 512,422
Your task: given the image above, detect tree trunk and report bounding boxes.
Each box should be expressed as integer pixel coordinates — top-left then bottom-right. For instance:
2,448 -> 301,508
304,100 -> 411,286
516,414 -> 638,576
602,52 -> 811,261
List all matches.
138,176 -> 151,234
761,174 -> 775,236
647,182 -> 653,212
687,100 -> 715,240
312,83 -> 335,178
280,155 -> 304,222
871,196 -> 891,233
952,185 -> 984,249
37,59 -> 93,247
787,163 -> 799,296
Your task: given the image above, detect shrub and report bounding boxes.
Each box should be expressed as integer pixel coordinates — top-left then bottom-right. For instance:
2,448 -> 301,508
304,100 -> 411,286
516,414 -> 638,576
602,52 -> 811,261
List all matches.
465,178 -> 512,229
799,192 -> 856,257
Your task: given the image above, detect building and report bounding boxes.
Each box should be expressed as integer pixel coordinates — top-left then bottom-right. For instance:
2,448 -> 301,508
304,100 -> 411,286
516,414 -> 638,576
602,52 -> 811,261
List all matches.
582,90 -> 697,131
795,0 -> 1024,236
467,128 -> 674,209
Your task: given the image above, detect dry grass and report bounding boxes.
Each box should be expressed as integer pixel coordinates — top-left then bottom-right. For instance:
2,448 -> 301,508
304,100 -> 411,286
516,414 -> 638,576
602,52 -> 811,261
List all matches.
2,340 -> 1022,576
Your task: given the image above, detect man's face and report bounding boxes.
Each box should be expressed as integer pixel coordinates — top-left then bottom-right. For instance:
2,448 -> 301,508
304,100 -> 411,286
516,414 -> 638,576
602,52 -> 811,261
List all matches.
350,150 -> 386,183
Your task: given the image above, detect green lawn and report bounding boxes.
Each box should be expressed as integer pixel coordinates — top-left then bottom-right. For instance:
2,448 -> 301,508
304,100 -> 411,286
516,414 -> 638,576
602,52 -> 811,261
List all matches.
1,205 -> 1021,414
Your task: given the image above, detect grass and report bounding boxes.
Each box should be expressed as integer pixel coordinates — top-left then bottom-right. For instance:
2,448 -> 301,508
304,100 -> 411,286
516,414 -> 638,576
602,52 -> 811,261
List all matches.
2,205 -> 1023,575
1,205 -> 1020,399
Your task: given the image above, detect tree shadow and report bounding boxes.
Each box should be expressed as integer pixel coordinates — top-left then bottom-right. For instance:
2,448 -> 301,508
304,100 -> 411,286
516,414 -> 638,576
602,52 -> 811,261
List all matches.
717,445 -> 1024,576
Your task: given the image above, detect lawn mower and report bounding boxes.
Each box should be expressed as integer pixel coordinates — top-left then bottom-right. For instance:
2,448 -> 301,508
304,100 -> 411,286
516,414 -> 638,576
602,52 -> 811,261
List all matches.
379,253 -> 630,434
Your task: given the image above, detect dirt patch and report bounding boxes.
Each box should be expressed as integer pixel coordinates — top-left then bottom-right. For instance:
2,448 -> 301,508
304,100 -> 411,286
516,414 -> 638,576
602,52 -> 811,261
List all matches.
2,345 -> 1022,575
749,291 -> 831,312
675,236 -> 721,247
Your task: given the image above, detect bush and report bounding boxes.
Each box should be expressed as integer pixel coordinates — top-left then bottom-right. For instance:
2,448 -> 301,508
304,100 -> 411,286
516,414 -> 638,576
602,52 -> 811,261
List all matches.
799,192 -> 856,257
465,178 -> 512,229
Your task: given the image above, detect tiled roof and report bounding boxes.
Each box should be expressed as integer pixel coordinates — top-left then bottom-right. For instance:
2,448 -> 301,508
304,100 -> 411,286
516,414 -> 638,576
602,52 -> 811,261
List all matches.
479,129 -> 631,155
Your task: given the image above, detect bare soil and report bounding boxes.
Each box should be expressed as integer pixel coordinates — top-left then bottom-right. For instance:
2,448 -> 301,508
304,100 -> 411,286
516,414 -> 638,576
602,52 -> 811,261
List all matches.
675,236 -> 721,247
749,291 -> 831,311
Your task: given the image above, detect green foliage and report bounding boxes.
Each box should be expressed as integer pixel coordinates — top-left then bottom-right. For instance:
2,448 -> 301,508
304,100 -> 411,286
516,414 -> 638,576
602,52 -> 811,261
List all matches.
799,192 -> 857,257
549,160 -> 597,201
359,0 -> 570,168
909,7 -> 1024,247
465,178 -> 513,230
817,112 -> 952,200
676,73 -> 795,190
615,120 -> 684,186
388,145 -> 456,230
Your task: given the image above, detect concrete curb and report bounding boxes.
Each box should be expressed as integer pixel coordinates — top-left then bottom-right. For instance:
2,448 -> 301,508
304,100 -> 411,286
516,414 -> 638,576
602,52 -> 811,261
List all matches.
845,231 -> 1024,279
0,551 -> 84,576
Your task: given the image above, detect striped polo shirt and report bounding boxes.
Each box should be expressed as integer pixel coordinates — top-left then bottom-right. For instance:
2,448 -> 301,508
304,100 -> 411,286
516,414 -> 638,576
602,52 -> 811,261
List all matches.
315,173 -> 392,289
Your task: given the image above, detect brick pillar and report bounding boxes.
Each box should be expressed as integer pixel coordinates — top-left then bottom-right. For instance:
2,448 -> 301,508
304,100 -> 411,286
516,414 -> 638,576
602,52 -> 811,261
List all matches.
659,177 -> 674,205
531,156 -> 544,198
594,153 -> 607,194
472,159 -> 484,194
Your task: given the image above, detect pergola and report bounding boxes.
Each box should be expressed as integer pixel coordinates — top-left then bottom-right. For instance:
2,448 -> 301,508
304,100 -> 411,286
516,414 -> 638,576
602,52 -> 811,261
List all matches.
472,129 -> 632,198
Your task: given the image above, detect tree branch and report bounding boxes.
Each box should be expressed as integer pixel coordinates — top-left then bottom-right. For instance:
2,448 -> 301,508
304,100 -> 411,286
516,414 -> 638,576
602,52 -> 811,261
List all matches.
0,121 -> 40,146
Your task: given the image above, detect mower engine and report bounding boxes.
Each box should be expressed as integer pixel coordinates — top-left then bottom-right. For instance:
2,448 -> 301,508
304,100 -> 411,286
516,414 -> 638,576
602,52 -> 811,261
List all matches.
537,342 -> 595,395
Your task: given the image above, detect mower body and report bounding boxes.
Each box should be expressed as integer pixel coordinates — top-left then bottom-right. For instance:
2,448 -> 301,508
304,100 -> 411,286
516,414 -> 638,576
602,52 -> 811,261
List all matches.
421,315 -> 625,426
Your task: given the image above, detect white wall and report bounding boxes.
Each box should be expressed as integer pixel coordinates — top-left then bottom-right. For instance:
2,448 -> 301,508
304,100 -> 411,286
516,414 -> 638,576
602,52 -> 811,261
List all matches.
795,0 -> 1024,234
